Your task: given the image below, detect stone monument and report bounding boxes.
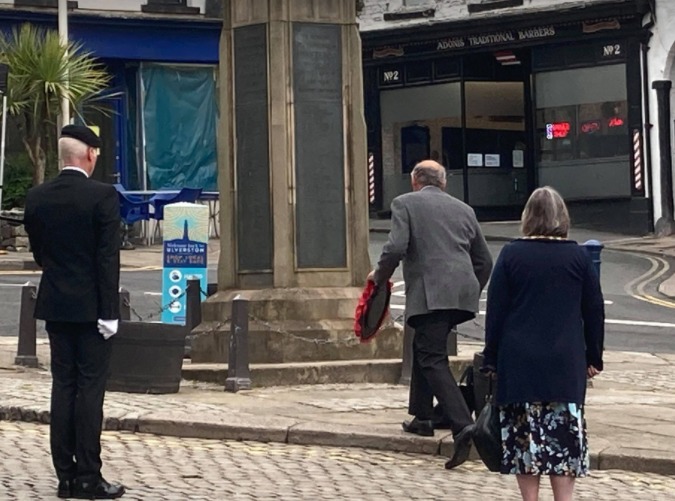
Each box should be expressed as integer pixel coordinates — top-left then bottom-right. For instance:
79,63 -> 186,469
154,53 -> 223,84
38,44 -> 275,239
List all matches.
191,0 -> 403,365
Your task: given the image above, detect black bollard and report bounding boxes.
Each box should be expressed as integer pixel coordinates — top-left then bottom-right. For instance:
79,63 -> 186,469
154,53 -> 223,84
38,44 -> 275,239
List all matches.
184,279 -> 202,358
15,283 -> 38,368
185,279 -> 202,331
119,288 -> 131,321
399,323 -> 414,385
224,297 -> 252,392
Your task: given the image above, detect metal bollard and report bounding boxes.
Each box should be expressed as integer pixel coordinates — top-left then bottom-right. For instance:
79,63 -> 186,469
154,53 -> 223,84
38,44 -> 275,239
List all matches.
399,323 -> 414,385
15,282 -> 38,368
184,279 -> 202,358
582,239 -> 604,277
184,279 -> 202,331
224,297 -> 252,392
119,288 -> 131,321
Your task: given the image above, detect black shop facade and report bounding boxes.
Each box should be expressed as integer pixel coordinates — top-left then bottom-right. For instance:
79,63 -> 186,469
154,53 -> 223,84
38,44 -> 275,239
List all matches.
362,4 -> 651,234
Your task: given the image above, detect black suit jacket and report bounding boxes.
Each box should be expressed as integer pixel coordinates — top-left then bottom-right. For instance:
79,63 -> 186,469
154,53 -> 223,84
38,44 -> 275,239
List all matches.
24,170 -> 121,322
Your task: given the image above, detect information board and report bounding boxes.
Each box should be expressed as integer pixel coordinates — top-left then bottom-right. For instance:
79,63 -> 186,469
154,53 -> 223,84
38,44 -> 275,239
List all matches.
161,202 -> 209,325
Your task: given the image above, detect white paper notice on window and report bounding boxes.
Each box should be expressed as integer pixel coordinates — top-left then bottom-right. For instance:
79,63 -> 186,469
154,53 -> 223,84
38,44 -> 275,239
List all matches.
512,150 -> 524,168
485,154 -> 500,167
468,153 -> 483,167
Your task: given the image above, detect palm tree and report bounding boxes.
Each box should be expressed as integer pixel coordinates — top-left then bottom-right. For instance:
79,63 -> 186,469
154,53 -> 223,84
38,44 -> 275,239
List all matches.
0,23 -> 111,185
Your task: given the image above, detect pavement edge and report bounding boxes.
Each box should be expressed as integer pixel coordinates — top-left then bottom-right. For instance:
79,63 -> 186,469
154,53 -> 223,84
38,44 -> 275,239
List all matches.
0,405 -> 673,476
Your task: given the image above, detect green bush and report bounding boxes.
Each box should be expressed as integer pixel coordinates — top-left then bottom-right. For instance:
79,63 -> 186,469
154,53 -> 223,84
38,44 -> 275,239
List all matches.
2,153 -> 32,210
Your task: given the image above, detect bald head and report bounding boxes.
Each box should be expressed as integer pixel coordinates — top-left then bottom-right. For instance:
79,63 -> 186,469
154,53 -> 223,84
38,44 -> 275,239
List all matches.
411,160 -> 446,191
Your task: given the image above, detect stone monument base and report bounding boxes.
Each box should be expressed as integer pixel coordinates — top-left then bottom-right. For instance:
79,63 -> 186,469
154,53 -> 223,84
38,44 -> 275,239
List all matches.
190,287 -> 404,364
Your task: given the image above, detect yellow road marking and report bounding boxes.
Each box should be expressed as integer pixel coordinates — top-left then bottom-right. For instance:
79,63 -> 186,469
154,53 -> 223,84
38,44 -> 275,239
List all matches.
625,255 -> 675,309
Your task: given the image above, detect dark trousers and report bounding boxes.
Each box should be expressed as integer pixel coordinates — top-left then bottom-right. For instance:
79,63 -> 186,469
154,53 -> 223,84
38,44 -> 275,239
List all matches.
407,310 -> 473,435
46,321 -> 112,482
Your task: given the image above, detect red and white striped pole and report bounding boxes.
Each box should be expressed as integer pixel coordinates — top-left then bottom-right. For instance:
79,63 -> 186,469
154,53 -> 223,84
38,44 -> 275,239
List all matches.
368,152 -> 376,206
633,129 -> 643,192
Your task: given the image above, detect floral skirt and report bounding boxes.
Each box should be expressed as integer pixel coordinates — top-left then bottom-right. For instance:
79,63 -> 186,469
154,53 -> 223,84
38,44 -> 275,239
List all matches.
499,402 -> 589,477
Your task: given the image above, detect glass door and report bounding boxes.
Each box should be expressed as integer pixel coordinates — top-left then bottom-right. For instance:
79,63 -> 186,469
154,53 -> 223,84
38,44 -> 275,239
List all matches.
464,80 -> 528,209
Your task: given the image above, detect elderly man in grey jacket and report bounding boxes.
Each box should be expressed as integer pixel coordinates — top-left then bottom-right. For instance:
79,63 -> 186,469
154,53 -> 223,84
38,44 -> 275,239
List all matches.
370,160 -> 493,469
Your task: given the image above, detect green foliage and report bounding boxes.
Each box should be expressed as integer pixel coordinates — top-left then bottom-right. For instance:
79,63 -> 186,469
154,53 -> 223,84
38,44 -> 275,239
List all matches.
2,153 -> 32,210
0,23 -> 112,185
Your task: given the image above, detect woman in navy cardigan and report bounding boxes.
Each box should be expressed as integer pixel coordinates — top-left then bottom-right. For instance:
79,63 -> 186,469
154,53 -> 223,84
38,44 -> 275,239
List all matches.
483,187 -> 604,501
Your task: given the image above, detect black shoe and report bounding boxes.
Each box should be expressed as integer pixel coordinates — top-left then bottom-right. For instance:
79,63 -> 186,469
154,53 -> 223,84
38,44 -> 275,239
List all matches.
72,478 -> 126,500
57,479 -> 74,499
445,425 -> 473,470
402,417 -> 434,437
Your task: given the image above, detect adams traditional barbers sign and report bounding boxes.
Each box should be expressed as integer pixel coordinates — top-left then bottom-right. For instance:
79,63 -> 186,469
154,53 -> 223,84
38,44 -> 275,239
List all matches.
436,26 -> 555,51
368,18 -> 625,60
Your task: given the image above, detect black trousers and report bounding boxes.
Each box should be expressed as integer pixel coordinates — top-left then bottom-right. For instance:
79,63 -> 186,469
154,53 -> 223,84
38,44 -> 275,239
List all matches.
46,321 -> 113,482
407,310 -> 473,435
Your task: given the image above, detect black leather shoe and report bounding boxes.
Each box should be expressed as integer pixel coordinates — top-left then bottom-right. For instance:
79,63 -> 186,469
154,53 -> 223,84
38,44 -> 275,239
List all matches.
57,479 -> 74,499
72,478 -> 126,499
402,417 -> 434,437
445,425 -> 473,470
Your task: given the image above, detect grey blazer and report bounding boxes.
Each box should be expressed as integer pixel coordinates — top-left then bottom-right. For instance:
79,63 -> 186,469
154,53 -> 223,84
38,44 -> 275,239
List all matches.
373,186 -> 493,322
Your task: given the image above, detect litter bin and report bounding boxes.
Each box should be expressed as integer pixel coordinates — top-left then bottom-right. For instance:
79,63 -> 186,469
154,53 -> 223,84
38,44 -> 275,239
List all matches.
581,239 -> 604,277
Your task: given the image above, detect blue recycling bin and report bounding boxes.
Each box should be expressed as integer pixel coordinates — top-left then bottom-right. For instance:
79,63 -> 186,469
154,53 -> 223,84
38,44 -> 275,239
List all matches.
581,239 -> 604,277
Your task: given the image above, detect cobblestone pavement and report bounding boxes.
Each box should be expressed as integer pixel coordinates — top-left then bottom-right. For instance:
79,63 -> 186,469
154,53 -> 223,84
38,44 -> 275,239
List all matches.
1,422 -> 674,501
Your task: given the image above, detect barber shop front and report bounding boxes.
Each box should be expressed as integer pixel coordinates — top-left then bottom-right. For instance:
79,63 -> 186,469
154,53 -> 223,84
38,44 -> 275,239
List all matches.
362,5 -> 650,234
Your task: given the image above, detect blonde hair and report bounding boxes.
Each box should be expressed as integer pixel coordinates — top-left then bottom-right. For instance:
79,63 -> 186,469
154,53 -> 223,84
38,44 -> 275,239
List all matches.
520,186 -> 570,238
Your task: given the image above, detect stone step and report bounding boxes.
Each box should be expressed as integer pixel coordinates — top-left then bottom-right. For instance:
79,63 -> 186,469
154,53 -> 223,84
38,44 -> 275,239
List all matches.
190,319 -> 404,364
182,356 -> 472,387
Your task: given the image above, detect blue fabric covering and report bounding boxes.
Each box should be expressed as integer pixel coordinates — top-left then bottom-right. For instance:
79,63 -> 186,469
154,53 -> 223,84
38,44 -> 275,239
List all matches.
142,65 -> 218,191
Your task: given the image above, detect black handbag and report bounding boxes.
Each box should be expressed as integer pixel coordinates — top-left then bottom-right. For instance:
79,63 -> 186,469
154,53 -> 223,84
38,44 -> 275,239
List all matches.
472,379 -> 502,473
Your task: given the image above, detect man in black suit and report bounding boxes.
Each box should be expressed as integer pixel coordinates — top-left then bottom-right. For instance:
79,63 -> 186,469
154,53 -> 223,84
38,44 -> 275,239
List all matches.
370,160 -> 493,470
24,125 -> 126,499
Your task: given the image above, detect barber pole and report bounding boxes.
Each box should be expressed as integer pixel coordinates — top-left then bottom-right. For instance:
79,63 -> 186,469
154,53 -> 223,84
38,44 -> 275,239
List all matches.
633,129 -> 643,191
368,152 -> 376,205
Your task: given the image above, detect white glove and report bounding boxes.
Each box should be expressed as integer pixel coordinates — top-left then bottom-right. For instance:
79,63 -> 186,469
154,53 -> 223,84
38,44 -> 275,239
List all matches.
97,319 -> 119,340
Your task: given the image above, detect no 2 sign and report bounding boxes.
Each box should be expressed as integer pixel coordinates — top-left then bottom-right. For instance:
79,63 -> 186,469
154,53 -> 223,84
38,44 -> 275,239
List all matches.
603,44 -> 622,57
383,70 -> 400,83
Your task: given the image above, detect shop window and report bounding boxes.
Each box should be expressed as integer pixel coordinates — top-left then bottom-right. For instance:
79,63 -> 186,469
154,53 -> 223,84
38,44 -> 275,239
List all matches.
401,125 -> 430,174
380,82 -> 461,174
535,64 -> 629,163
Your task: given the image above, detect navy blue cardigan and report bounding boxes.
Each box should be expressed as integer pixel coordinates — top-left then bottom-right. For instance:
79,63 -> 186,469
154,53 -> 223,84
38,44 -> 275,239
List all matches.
483,239 -> 605,406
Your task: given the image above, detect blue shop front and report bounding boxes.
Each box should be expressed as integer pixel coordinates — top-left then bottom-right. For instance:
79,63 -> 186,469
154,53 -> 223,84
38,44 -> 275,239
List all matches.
0,9 -> 221,191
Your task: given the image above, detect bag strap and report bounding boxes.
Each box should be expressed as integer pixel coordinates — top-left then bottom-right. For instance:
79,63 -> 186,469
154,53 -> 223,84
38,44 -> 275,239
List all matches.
460,366 -> 473,385
486,375 -> 495,403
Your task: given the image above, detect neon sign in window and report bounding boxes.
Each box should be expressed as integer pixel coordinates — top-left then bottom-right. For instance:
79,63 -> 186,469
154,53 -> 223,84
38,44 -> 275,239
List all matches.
608,117 -> 625,128
546,122 -> 571,140
581,120 -> 601,134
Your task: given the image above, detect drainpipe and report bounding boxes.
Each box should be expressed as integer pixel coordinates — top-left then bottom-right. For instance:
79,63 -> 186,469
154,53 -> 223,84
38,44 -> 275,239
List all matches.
652,80 -> 675,236
642,39 -> 654,232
